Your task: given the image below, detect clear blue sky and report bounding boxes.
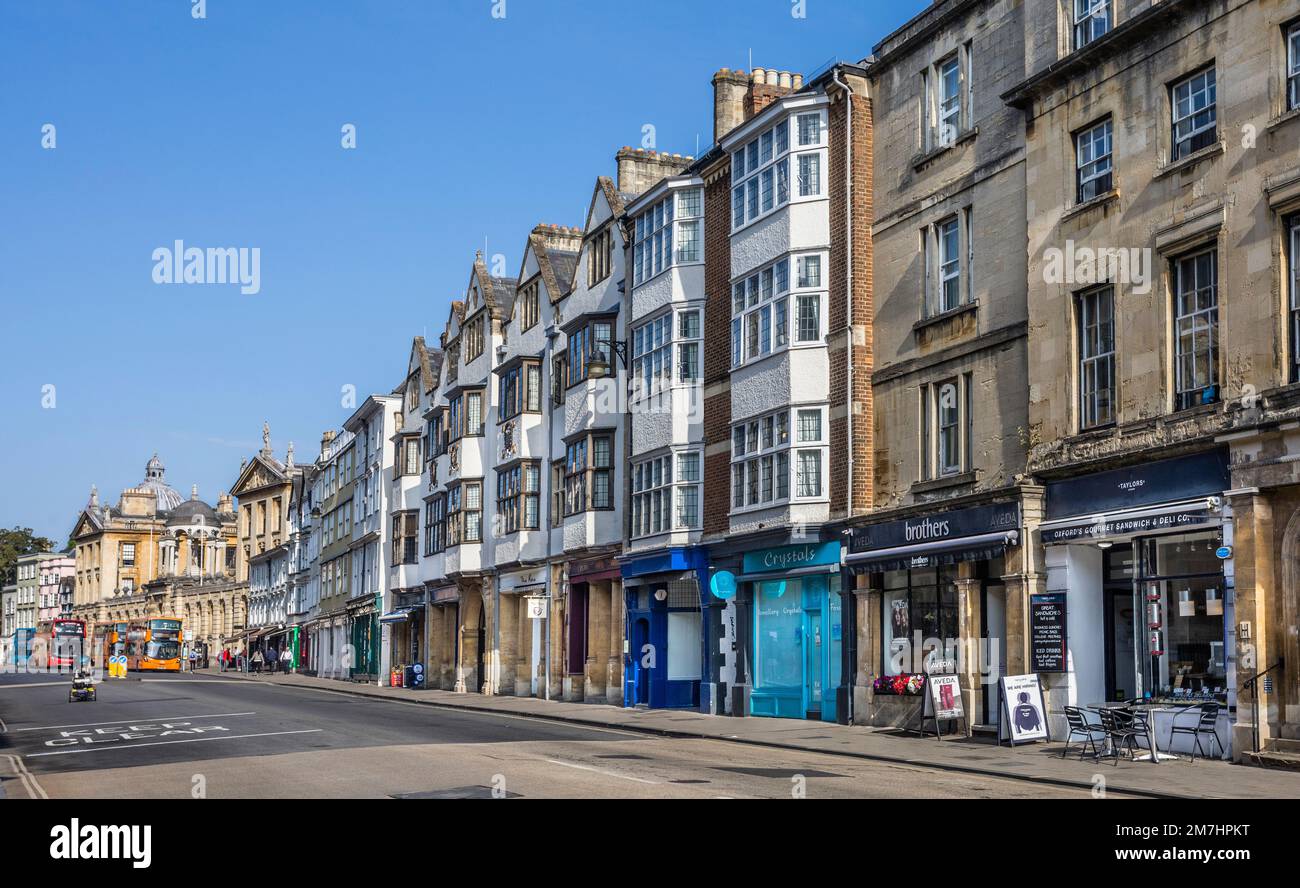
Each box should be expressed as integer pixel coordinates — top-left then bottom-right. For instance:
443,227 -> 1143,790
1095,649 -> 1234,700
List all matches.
0,0 -> 927,545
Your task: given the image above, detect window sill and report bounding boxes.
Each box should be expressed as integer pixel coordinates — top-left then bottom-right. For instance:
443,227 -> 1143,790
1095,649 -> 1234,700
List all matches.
911,127 -> 978,172
1061,188 -> 1120,223
1154,139 -> 1225,180
913,300 -> 978,335
1267,107 -> 1300,132
910,470 -> 978,495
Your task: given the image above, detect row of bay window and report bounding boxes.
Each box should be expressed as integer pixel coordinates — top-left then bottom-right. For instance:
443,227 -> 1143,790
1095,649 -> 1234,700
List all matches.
731,109 -> 827,231
730,253 -> 826,367
730,406 -> 828,511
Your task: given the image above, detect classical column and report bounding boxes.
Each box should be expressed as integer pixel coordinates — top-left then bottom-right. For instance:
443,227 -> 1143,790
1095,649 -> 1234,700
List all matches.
583,580 -> 610,702
955,571 -> 981,734
1230,490 -> 1278,759
607,579 -> 624,706
515,594 -> 531,697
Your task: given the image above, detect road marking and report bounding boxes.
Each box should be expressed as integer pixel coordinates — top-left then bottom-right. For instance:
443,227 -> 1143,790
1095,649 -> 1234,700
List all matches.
0,715 -> 7,734
12,711 -> 257,733
0,681 -> 76,689
3,754 -> 48,799
544,758 -> 660,784
141,679 -> 247,683
26,728 -> 324,758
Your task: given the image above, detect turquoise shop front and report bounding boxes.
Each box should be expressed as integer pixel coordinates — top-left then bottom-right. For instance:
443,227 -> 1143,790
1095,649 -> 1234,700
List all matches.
741,540 -> 844,721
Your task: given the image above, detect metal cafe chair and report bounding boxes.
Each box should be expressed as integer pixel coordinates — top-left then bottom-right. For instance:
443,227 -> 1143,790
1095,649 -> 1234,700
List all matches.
1061,706 -> 1107,761
1099,707 -> 1148,765
1170,702 -> 1223,762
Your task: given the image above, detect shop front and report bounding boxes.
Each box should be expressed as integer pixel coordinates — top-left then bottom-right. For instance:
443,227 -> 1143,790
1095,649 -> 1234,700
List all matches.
1037,449 -> 1234,751
563,555 -> 623,704
424,583 -> 460,691
347,598 -> 380,684
846,501 -> 1022,729
497,566 -> 548,697
732,539 -> 844,722
620,547 -> 711,711
379,589 -> 426,687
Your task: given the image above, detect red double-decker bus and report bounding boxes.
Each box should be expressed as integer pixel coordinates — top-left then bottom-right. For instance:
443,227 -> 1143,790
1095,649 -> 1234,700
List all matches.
33,618 -> 87,670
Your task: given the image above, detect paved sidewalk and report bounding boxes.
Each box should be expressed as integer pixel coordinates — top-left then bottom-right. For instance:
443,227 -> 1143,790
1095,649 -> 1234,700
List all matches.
202,667 -> 1300,799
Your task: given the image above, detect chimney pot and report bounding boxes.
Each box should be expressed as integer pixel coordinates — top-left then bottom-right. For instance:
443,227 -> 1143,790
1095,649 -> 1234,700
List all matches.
752,67 -> 766,84
793,73 -> 804,89
779,71 -> 792,89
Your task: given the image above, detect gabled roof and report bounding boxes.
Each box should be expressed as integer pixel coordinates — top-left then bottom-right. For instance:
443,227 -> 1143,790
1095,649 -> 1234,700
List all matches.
230,452 -> 290,499
524,231 -> 580,307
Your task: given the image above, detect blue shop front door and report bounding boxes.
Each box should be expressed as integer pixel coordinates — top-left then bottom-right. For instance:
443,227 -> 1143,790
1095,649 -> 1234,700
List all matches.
803,607 -> 823,719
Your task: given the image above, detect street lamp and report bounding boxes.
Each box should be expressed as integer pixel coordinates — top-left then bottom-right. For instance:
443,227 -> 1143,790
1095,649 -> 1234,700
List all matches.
586,340 -> 629,379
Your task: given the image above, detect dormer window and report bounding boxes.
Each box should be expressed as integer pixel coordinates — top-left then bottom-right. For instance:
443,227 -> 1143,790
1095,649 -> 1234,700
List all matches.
588,226 -> 615,287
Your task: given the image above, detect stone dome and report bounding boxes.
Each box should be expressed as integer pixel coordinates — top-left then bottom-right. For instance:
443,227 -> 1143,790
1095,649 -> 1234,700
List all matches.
139,453 -> 184,512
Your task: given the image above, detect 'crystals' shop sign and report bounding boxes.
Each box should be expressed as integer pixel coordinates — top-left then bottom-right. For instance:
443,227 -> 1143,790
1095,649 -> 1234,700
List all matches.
742,541 -> 841,574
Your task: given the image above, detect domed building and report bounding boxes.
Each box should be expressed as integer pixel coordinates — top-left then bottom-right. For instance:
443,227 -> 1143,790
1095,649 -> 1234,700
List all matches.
70,455 -> 240,644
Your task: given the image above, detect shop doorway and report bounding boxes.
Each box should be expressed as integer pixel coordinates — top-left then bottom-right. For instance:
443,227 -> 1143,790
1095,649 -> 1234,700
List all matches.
802,607 -> 823,719
981,584 -> 1006,725
632,617 -> 650,706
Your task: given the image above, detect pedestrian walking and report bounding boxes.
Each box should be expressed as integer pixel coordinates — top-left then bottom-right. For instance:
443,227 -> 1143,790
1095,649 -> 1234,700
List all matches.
251,649 -> 264,673
280,647 -> 292,674
188,648 -> 199,673
267,646 -> 277,674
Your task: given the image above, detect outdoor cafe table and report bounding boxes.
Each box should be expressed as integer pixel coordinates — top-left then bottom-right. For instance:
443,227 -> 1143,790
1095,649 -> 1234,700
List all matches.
1086,702 -> 1181,764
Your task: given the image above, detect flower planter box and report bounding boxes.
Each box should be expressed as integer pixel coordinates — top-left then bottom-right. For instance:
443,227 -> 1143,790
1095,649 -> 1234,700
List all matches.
867,692 -> 924,731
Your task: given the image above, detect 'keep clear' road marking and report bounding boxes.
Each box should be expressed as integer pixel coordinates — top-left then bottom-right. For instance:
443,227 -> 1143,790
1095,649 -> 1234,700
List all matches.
14,711 -> 257,733
27,729 -> 323,758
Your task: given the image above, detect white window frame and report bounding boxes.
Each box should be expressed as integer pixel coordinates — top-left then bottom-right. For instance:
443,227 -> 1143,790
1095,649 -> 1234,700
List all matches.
1073,0 -> 1111,51
1078,285 -> 1116,429
631,312 -> 673,399
1170,67 -> 1217,161
729,405 -> 828,513
731,108 -> 825,232
731,253 -> 825,368
1173,248 -> 1219,410
919,377 -> 972,480
1290,216 -> 1300,382
1288,21 -> 1300,111
924,45 -> 972,150
922,212 -> 974,318
1076,118 -> 1113,203
630,450 -> 702,538
633,186 -> 703,288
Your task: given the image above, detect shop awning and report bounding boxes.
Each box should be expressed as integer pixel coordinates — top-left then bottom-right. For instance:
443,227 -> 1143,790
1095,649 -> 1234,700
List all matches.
379,606 -> 422,624
845,530 -> 1018,574
1038,498 -> 1216,545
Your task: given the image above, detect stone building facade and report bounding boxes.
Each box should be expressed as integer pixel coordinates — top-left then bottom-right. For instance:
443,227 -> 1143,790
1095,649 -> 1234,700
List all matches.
848,0 -> 1038,730
1005,0 -> 1300,758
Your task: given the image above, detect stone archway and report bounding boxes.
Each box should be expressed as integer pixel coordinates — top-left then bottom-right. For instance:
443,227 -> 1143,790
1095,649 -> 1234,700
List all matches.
1277,509 -> 1300,739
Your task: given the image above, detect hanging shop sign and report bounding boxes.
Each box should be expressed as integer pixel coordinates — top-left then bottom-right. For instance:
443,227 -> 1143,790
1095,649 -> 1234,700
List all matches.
1029,593 -> 1068,673
710,571 -> 737,600
997,673 -> 1050,746
525,596 -> 548,620
1043,449 -> 1229,519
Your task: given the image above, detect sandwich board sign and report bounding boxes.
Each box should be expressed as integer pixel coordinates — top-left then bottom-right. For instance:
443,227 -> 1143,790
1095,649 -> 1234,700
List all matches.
923,673 -> 966,740
997,673 -> 1050,746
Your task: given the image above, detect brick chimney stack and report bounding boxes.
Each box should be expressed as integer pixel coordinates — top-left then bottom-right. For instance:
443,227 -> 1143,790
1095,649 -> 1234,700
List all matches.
711,67 -> 804,144
320,429 -> 335,461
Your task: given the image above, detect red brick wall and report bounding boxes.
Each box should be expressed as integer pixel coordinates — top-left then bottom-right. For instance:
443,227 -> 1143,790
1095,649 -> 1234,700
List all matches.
827,84 -> 874,520
702,158 -> 733,537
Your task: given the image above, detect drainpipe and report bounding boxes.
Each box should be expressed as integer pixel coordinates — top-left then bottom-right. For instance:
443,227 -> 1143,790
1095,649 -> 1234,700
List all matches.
831,65 -> 856,726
